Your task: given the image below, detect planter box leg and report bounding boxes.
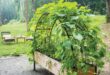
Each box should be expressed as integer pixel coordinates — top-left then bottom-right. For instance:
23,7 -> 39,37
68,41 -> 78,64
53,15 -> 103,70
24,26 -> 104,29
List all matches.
33,61 -> 36,71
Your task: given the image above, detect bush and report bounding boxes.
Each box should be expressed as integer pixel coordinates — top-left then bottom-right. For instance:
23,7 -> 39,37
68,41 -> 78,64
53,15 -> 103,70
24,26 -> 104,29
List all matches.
30,1 -> 106,75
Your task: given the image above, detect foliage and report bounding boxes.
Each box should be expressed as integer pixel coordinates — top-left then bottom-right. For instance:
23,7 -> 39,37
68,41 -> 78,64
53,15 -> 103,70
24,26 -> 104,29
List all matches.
48,0 -> 106,14
73,0 -> 106,14
32,0 -> 53,8
0,0 -> 17,24
0,0 -> 34,24
0,0 -> 106,25
30,2 -> 106,75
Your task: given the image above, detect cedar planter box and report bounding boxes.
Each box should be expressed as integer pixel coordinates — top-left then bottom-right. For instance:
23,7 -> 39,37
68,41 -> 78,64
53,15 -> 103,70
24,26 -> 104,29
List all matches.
34,51 -> 96,75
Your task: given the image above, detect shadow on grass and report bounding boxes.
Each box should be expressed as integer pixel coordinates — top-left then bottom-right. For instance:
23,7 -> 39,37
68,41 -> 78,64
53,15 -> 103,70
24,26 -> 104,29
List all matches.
1,42 -> 26,45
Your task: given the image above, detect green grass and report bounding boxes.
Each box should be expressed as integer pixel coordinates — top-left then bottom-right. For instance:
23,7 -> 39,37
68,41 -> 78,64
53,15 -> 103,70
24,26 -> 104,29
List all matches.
0,15 -> 106,57
89,15 -> 106,29
0,21 -> 27,35
0,21 -> 32,57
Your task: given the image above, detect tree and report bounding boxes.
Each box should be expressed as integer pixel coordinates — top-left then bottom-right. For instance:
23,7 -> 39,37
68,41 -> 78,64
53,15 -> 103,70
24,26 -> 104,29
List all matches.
0,0 -> 17,24
106,0 -> 110,23
25,0 -> 29,31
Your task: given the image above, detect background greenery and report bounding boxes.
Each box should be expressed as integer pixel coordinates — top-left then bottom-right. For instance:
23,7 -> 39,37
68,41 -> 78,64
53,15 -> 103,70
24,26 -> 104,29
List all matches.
0,0 -> 106,25
0,21 -> 32,57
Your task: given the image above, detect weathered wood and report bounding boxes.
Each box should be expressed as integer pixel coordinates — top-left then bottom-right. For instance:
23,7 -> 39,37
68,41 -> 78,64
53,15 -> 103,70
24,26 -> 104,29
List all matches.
25,36 -> 33,41
1,32 -> 15,42
34,51 -> 96,75
16,35 -> 26,43
34,51 -> 66,75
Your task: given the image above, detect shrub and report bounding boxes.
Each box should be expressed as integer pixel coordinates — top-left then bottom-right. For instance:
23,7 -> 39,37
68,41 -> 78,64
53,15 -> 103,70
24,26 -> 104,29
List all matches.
30,1 -> 106,75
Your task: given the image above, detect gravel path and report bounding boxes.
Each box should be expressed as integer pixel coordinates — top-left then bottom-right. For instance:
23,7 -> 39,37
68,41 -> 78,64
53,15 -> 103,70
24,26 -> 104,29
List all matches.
100,23 -> 110,75
0,56 -> 53,75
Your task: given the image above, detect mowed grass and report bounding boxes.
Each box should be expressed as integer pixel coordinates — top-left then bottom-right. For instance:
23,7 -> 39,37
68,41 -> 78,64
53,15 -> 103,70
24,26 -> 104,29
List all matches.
0,21 -> 32,57
0,16 -> 106,57
0,21 -> 27,35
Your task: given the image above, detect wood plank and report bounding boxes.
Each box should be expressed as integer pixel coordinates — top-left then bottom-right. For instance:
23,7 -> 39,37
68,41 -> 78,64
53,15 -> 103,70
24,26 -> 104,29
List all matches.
34,51 -> 66,75
34,51 -> 95,75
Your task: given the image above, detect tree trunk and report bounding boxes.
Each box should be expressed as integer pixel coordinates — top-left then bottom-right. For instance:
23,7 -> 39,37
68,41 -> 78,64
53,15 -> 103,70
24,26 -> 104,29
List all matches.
32,0 -> 35,13
106,0 -> 110,23
25,0 -> 29,31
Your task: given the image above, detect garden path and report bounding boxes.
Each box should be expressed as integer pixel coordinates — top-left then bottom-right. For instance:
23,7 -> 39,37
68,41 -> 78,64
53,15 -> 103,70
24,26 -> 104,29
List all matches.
100,23 -> 110,75
0,56 -> 53,75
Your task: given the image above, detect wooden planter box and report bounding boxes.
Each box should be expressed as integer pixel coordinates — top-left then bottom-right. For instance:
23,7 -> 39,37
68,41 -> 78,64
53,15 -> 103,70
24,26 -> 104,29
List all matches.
34,51 -> 96,75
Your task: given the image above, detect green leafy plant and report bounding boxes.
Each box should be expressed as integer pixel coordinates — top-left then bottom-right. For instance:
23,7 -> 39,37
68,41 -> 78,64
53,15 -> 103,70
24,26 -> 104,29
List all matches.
29,1 -> 106,75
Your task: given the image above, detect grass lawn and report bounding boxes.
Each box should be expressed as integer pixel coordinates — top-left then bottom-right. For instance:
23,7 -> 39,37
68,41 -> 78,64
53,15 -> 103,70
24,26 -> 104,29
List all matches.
0,15 -> 106,57
0,21 -> 32,57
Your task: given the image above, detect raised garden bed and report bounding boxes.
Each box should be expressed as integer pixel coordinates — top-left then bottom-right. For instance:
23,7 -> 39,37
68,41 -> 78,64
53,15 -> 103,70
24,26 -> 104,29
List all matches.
34,51 -> 96,75
30,1 -> 106,75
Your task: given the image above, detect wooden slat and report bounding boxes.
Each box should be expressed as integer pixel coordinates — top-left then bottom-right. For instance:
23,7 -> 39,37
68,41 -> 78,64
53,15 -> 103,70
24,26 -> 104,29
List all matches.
34,51 -> 95,75
34,51 -> 66,75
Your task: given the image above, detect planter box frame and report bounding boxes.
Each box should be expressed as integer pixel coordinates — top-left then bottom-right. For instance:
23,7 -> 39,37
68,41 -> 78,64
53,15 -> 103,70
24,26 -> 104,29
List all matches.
33,51 -> 97,75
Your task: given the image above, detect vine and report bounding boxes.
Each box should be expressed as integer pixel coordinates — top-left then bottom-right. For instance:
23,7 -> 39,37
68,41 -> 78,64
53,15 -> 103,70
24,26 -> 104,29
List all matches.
29,1 -> 106,75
